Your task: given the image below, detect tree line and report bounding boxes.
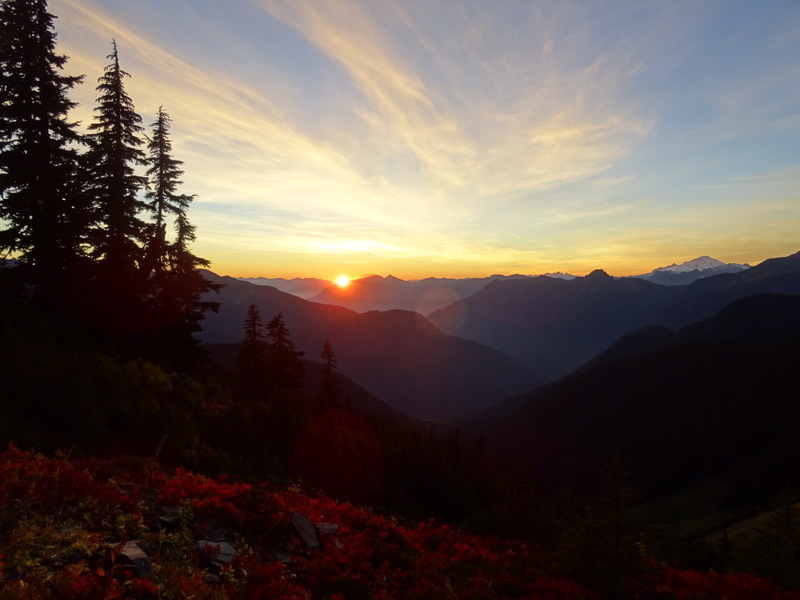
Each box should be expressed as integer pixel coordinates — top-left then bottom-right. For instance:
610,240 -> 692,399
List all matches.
0,0 -> 217,367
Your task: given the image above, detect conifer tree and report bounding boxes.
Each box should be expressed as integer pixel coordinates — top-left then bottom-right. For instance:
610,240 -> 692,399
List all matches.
318,339 -> 340,409
0,0 -> 87,296
266,312 -> 305,391
240,304 -> 267,369
556,456 -> 650,599
85,40 -> 146,279
263,312 -> 307,460
237,304 -> 269,403
142,106 -> 183,274
142,105 -> 219,346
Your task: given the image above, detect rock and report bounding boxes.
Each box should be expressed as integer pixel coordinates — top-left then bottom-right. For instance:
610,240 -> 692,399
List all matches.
197,540 -> 237,566
110,541 -> 152,578
290,511 -> 320,551
316,523 -> 339,535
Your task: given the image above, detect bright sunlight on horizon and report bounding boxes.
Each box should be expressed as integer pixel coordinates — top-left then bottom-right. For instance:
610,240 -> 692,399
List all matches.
50,0 -> 800,280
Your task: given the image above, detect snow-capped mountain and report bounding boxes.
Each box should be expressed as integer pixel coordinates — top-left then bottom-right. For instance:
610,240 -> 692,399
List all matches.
653,256 -> 748,274
634,256 -> 750,285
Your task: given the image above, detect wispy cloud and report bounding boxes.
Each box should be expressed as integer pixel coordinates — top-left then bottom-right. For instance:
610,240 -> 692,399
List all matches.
254,0 -> 652,201
46,0 -> 800,277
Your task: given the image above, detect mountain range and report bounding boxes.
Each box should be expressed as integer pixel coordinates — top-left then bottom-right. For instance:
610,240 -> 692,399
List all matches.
198,272 -> 533,419
428,252 -> 800,386
201,251 -> 800,424
253,256 -> 750,315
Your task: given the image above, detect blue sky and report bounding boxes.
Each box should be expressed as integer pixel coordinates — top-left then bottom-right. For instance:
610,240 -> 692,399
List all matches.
50,0 -> 800,279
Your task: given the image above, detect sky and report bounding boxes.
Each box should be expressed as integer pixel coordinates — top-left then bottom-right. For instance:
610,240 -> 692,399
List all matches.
48,0 -> 800,280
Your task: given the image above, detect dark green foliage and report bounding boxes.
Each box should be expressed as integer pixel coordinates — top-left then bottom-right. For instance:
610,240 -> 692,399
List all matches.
553,457 -> 653,599
736,496 -> 800,590
0,286 -> 212,463
0,0 -> 87,299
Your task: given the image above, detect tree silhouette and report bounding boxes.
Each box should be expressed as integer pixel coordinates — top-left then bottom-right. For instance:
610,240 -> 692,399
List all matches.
142,106 -> 183,275
236,304 -> 269,403
0,5 -> 217,368
85,39 -> 146,280
266,312 -> 304,392
318,339 -> 340,409
243,303 -> 264,344
556,455 -> 650,599
0,0 -> 87,300
140,106 -> 219,366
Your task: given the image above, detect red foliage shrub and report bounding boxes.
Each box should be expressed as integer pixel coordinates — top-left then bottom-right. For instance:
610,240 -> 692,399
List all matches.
2,446 -> 799,600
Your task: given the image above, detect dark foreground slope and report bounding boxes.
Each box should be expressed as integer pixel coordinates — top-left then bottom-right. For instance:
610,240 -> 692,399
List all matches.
470,294 -> 800,505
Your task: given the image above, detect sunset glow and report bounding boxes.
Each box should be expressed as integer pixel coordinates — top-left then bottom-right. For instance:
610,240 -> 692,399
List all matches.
49,0 -> 800,279
335,275 -> 352,288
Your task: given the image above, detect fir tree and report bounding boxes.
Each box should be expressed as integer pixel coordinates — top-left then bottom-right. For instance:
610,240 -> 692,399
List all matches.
266,312 -> 305,391
318,339 -> 340,409
237,304 -> 268,393
141,105 -> 219,364
85,39 -> 146,279
556,456 -> 650,599
142,106 -> 183,275
0,0 -> 87,297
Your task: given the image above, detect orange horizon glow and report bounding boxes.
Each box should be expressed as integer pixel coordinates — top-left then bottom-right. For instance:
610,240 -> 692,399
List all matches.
335,274 -> 352,288
201,245 -> 786,283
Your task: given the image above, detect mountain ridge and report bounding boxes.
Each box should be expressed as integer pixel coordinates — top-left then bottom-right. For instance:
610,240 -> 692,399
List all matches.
467,292 -> 800,501
428,250 -> 800,387
198,273 -> 533,419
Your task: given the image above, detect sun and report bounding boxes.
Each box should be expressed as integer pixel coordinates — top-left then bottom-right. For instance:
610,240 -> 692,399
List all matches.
335,274 -> 351,288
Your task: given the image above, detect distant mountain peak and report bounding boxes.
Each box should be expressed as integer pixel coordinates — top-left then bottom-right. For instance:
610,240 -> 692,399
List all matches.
585,268 -> 613,280
653,256 -> 734,274
633,256 -> 751,286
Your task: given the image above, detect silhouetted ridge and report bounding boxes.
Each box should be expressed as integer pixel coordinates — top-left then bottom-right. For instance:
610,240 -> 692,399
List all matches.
429,271 -> 679,385
585,268 -> 613,280
471,292 -> 800,502
429,250 -> 800,388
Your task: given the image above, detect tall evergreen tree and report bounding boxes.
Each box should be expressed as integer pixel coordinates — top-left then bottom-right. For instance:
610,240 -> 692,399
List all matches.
318,339 -> 340,409
237,304 -> 269,402
266,312 -> 305,391
85,40 -> 146,279
141,105 -> 219,366
144,105 -> 214,285
0,0 -> 87,296
142,106 -> 182,274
